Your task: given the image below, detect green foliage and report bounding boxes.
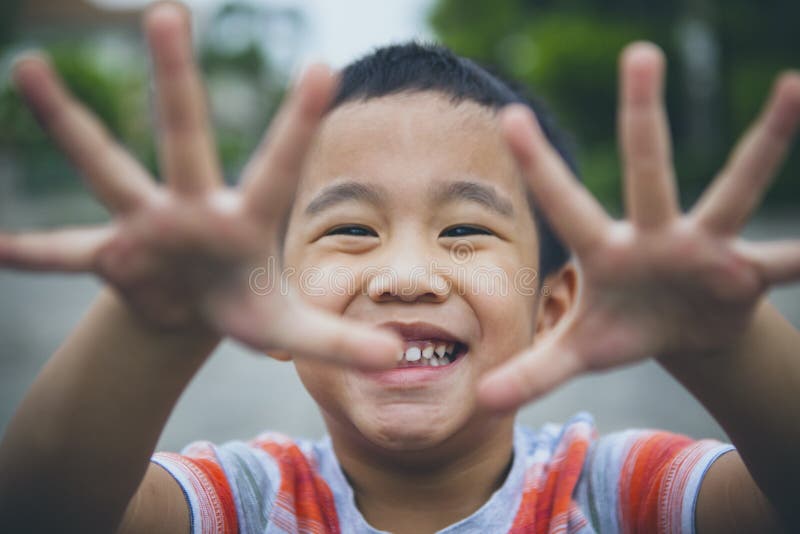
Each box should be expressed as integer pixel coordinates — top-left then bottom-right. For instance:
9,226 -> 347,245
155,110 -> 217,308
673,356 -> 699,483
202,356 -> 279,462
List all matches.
512,14 -> 649,143
430,0 -> 800,209
0,43 -> 137,194
202,41 -> 267,75
0,1 -> 291,196
0,0 -> 22,50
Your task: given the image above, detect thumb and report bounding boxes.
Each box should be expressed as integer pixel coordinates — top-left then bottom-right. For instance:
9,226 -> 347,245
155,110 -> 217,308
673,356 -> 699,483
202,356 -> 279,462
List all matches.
477,338 -> 584,412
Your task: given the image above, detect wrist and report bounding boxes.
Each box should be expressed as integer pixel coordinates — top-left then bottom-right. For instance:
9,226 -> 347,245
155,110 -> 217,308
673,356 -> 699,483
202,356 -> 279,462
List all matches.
99,288 -> 222,360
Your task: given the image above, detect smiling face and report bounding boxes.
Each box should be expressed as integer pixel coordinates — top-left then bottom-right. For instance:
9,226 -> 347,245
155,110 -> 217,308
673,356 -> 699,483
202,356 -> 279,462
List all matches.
282,92 -> 546,452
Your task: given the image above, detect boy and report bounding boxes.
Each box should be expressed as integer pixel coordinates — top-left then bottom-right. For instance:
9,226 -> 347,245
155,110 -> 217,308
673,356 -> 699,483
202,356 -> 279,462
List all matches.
1,2 -> 799,532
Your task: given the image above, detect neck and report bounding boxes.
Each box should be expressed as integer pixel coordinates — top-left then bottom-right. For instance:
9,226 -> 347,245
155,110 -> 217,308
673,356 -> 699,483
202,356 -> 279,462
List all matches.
326,415 -> 516,534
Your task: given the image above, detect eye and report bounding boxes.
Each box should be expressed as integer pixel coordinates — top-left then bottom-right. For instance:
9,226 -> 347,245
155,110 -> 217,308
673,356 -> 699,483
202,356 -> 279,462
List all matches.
325,225 -> 378,237
440,225 -> 494,238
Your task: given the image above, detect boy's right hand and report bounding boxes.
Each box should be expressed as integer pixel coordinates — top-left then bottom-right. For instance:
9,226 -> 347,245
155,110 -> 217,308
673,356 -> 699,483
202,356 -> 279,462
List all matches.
0,3 -> 400,369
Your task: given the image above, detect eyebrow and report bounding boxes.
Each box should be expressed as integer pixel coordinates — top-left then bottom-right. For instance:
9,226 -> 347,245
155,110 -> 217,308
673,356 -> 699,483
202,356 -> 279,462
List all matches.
432,180 -> 515,217
304,181 -> 387,215
303,178 -> 515,218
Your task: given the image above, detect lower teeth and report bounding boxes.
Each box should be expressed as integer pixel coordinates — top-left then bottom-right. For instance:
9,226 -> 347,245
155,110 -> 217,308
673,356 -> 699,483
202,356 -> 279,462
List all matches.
399,355 -> 451,367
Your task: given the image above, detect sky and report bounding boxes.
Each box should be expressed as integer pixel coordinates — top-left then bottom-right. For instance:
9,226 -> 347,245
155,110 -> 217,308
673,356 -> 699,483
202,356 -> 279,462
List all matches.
91,0 -> 436,67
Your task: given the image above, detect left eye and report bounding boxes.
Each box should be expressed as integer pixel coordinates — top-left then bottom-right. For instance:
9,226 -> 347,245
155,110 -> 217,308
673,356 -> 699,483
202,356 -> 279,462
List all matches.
440,225 -> 494,238
325,225 -> 378,237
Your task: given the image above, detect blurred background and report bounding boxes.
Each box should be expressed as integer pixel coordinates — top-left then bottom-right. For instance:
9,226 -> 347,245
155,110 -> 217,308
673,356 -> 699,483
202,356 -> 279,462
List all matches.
0,0 -> 798,452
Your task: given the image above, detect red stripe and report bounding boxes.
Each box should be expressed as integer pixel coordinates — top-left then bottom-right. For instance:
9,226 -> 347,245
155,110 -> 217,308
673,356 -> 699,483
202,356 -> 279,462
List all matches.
619,432 -> 693,534
510,426 -> 591,533
255,439 -> 341,533
184,455 -> 239,534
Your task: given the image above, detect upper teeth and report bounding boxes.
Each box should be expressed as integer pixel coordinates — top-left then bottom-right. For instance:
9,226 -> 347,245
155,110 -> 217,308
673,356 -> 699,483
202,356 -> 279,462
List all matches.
396,341 -> 458,366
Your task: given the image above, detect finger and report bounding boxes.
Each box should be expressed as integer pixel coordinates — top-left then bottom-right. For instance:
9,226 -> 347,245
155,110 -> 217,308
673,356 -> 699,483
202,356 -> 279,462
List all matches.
500,105 -> 612,254
0,227 -> 113,272
477,340 -> 584,412
733,239 -> 800,285
273,301 -> 403,369
12,55 -> 156,214
209,291 -> 402,370
692,72 -> 800,235
242,63 -> 337,225
145,2 -> 221,195
619,42 -> 680,228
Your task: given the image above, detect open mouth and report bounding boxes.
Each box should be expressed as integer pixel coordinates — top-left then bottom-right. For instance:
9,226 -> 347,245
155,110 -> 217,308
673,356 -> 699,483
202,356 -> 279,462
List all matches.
377,321 -> 469,370
395,340 -> 468,368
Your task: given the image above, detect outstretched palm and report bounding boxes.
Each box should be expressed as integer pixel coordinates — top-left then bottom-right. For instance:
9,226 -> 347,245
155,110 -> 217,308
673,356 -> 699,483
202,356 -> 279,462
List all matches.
479,43 -> 800,411
0,4 -> 399,368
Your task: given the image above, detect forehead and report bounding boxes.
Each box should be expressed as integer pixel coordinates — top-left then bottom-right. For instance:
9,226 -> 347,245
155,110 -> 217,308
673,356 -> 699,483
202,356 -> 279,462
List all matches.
298,92 -> 527,203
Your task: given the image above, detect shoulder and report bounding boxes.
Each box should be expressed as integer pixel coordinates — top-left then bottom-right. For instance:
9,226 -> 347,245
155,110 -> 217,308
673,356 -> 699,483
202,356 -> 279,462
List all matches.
511,414 -> 733,533
514,411 -> 597,463
152,432 -> 340,534
576,421 -> 732,533
587,427 -> 732,533
508,413 -> 598,532
516,412 -> 728,480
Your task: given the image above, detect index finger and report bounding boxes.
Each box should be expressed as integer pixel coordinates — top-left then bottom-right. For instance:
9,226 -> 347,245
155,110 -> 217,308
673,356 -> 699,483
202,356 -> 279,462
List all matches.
691,72 -> 800,235
241,63 -> 338,225
500,105 -> 613,255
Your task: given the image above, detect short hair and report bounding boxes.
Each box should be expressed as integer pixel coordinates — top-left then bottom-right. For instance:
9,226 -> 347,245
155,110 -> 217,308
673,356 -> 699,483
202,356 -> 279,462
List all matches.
330,42 -> 578,281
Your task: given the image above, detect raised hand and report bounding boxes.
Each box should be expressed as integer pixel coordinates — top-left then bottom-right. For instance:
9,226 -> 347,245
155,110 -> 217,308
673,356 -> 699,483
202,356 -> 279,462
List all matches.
0,3 -> 400,368
479,42 -> 800,411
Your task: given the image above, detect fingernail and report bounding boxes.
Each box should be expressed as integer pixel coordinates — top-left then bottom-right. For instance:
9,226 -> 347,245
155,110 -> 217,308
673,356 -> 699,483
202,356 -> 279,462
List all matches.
288,58 -> 330,97
10,55 -> 57,125
147,0 -> 189,22
624,41 -> 663,66
10,52 -> 47,87
500,104 -> 541,149
287,61 -> 310,96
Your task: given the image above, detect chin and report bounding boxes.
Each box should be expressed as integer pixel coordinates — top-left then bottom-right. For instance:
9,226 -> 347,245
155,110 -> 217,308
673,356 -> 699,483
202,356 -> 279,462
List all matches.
350,401 -> 470,452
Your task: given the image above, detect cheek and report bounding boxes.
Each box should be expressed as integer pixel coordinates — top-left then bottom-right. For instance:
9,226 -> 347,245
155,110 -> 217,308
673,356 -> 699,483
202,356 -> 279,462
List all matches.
459,256 -> 540,363
293,360 -> 348,416
472,291 -> 537,364
287,260 -> 358,312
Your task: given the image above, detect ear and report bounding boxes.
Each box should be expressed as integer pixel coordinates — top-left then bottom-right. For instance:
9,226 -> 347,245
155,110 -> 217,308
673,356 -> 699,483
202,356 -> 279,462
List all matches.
535,261 -> 578,335
266,349 -> 294,362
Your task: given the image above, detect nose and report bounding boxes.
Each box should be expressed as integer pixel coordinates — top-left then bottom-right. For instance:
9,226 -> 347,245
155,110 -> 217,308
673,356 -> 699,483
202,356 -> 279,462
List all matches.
366,247 -> 450,304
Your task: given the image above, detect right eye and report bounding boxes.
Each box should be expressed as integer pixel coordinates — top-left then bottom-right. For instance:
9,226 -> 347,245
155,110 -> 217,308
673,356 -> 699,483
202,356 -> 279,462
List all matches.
325,225 -> 378,237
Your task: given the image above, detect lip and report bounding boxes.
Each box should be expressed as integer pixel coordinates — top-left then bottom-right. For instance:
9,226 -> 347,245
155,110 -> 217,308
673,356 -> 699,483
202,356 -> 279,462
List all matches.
377,320 -> 465,344
360,352 -> 467,387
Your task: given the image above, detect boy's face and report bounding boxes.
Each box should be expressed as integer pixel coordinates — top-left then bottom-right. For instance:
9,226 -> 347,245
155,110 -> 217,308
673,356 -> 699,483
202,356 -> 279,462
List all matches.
282,92 -> 546,450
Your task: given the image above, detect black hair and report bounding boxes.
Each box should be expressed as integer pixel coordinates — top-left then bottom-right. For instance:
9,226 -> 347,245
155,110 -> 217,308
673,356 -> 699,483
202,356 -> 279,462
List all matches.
331,41 -> 579,281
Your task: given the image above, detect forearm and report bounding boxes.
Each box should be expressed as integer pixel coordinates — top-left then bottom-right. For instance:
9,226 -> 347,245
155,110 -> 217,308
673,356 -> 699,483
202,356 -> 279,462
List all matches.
0,288 -> 220,532
659,298 -> 800,523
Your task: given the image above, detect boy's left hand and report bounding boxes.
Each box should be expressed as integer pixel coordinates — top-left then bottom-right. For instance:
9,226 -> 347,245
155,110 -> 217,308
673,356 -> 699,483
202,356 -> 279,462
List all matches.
479,42 -> 800,411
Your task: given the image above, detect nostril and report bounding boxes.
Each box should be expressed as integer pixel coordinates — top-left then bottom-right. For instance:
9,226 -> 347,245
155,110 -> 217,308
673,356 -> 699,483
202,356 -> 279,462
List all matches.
366,270 -> 451,303
399,290 -> 442,303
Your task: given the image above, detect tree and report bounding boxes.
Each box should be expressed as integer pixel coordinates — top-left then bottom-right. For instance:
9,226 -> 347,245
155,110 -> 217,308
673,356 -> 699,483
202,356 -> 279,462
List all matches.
430,0 -> 800,211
